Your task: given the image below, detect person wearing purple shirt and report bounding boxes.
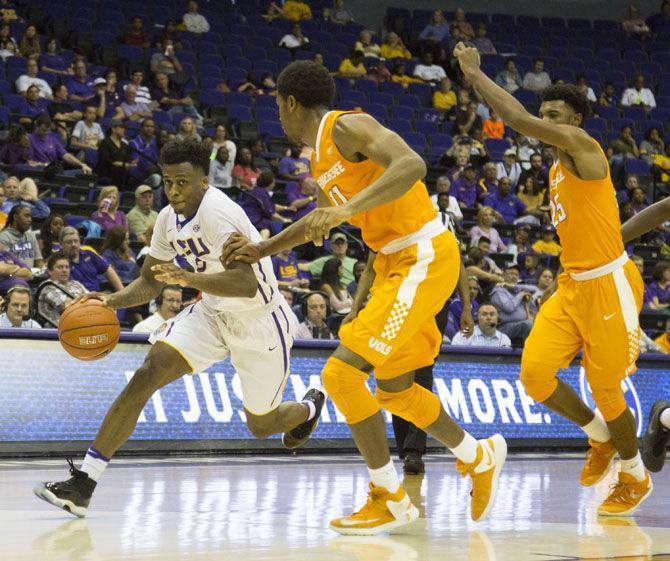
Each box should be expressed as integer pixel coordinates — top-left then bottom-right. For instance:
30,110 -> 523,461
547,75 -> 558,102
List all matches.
271,248 -> 309,292
238,170 -> 293,238
18,85 -> 49,126
484,178 -> 527,224
286,177 -> 318,221
0,249 -> 32,294
129,117 -> 161,181
647,261 -> 670,311
450,164 -> 483,209
90,186 -> 128,235
278,145 -> 311,181
66,61 -> 96,103
418,9 -> 451,62
28,115 -> 91,173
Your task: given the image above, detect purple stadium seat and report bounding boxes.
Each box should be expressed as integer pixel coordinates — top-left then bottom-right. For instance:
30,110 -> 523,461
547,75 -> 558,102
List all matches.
356,80 -> 379,95
585,117 -> 607,133
222,44 -> 243,59
419,108 -> 441,123
199,65 -> 223,80
380,81 -> 404,96
542,16 -> 565,27
254,60 -> 279,75
340,90 -> 367,105
640,119 -> 664,134
622,106 -> 647,121
485,138 -> 509,160
387,119 -> 412,135
596,105 -> 619,120
228,106 -> 253,122
513,90 -> 538,107
390,105 -> 415,120
152,111 -> 172,129
416,120 -> 438,136
365,103 -> 387,120
624,159 -> 651,176
256,107 -> 278,122
0,106 -> 8,127
610,118 -> 635,132
224,67 -> 248,85
258,121 -> 284,138
397,95 -> 421,110
431,133 -> 452,150
407,83 -> 432,106
593,20 -> 619,32
369,91 -> 394,106
200,89 -> 227,108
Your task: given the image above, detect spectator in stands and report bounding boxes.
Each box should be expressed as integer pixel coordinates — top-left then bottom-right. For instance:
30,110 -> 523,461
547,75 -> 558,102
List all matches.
450,163 -> 483,210
598,82 -> 617,108
47,84 -> 82,140
267,0 -> 313,22
532,224 -> 562,255
208,146 -> 234,189
0,177 -> 17,214
504,224 -> 533,261
124,69 -> 153,107
132,284 -> 183,333
16,85 -> 48,125
91,186 -> 128,235
0,22 -> 17,59
176,116 -> 201,141
153,19 -> 181,51
0,286 -> 41,328
272,247 -> 310,292
355,30 -> 381,59
101,225 -> 139,284
470,206 -> 506,252
486,176 -> 534,225
518,153 -> 548,190
126,185 -> 157,243
319,257 -> 353,314
515,134 -> 541,169
454,100 -> 483,136
436,190 -> 463,231
413,51 -> 446,86
182,0 -> 210,33
445,276 -> 480,340
478,161 -> 499,196
39,212 -> 64,259
491,263 -> 538,343
576,75 -> 597,104
347,259 -> 366,296
115,84 -> 152,123
640,127 -> 665,163
18,23 -> 40,58
301,231 -> 357,285
629,187 -> 648,215
464,247 -> 504,294
97,119 -> 137,187
129,117 -> 160,184
623,5 -> 651,38
279,23 -> 310,57
232,147 -> 261,189
621,74 -> 656,110
608,125 -> 640,184
28,115 -> 91,174
152,71 -> 201,124
278,144 -> 311,181
1,176 -> 50,220
380,31 -> 411,59
59,226 -> 123,292
66,61 -> 95,103
295,291 -> 335,340
390,61 -> 423,89
237,72 -> 263,95
0,186 -> 6,228
452,303 -> 511,347
0,204 -> 43,268
150,39 -> 184,80
433,77 -> 457,114
37,251 -> 88,326
450,7 -> 475,41
338,49 -> 366,80
535,267 -> 555,303
418,9 -> 450,62
16,56 -> 53,99
122,15 -> 150,48
364,57 -> 390,85
483,109 -> 504,139
40,38 -> 73,76
249,137 -> 272,171
522,58 -> 551,93
329,0 -> 354,25
211,123 -> 237,162
287,176 -> 318,221
70,105 -> 104,152
0,244 -> 31,295
648,262 -> 670,311
647,0 -> 670,34
472,23 -> 496,54
653,143 -> 670,182
517,175 -> 548,224
239,170 -> 293,238
495,59 -> 522,93
654,318 -> 670,354
496,148 -> 522,188
519,252 -> 541,283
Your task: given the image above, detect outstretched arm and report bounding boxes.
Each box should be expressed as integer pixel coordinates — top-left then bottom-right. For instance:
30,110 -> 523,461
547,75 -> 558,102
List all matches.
621,197 -> 670,243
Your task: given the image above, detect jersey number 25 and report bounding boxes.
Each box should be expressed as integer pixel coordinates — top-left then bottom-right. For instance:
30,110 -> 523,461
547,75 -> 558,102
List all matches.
549,192 -> 567,227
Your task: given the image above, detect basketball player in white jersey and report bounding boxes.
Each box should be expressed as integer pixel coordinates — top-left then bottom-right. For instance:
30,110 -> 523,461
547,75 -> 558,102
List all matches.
33,139 -> 325,518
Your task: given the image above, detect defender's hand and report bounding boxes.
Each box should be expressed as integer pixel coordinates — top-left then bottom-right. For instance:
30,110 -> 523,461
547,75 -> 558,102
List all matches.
454,42 -> 481,76
151,264 -> 191,286
304,206 -> 351,246
221,233 -> 262,266
460,308 -> 475,339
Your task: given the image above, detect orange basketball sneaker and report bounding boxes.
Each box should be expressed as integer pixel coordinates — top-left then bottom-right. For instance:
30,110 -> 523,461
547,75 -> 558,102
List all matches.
581,439 -> 617,486
329,483 -> 419,535
455,434 -> 507,521
598,471 -> 653,516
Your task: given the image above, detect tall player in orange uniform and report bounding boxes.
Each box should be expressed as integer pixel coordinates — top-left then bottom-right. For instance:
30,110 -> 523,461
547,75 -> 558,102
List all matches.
223,60 -> 507,534
455,43 -> 652,516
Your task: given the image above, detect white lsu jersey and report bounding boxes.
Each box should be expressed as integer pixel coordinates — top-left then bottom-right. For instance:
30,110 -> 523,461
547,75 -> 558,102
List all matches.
150,187 -> 280,313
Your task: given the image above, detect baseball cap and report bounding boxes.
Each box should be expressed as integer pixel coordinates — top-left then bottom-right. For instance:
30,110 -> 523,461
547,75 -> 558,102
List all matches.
503,148 -> 517,157
135,184 -> 152,196
330,232 -> 347,242
542,224 -> 555,233
93,77 -> 107,86
109,118 -> 125,127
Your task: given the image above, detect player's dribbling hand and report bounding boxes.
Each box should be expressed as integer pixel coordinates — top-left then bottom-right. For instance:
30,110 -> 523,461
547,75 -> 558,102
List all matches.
304,206 -> 350,246
69,292 -> 110,307
453,42 -> 481,76
221,233 -> 262,266
151,264 -> 191,287
460,308 -> 475,338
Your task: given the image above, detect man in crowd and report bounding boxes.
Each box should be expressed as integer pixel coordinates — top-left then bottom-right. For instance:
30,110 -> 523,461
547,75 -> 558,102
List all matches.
286,177 -> 318,221
518,153 -> 548,190
490,263 -> 539,343
0,286 -> 41,328
122,16 -> 150,48
132,284 -> 183,333
0,176 -> 50,219
0,242 -> 32,295
532,224 -> 562,256
127,185 -> 158,243
496,148 -> 522,188
413,51 -> 446,86
294,291 -> 335,340
621,74 -> 656,110
484,177 -> 530,224
299,231 -> 357,286
129,117 -> 161,185
452,302 -> 511,347
450,163 -> 484,210
16,56 -> 52,99
67,61 -> 96,104
116,85 -> 152,123
124,69 -> 153,107
28,115 -> 92,174
0,204 -> 43,268
183,0 -> 210,34
48,84 -> 83,140
522,58 -> 551,93
70,105 -> 105,152
37,251 -> 88,326
479,162 -> 499,196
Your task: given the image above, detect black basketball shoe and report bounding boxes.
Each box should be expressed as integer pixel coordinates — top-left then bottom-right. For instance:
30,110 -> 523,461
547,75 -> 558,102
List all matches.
403,451 -> 425,475
33,458 -> 97,518
282,388 -> 326,449
641,400 -> 670,473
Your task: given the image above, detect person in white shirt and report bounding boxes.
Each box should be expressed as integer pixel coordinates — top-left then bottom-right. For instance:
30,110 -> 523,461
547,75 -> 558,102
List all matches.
431,175 -> 463,223
451,303 -> 510,347
621,74 -> 656,110
208,145 -> 234,189
496,149 -> 523,189
279,23 -> 310,51
0,286 -> 42,328
521,58 -> 551,93
295,291 -> 336,339
182,0 -> 210,34
16,56 -> 53,99
70,106 -> 105,151
413,52 -> 446,85
123,70 -> 153,107
132,285 -> 183,333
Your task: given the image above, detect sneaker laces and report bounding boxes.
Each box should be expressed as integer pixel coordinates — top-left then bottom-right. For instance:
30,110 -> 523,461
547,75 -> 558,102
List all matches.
66,458 -> 87,479
456,458 -> 474,478
349,485 -> 389,520
605,480 -> 635,505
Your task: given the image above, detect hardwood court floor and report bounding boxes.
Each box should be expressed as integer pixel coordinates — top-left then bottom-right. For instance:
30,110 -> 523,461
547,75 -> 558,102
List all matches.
1,453 -> 669,561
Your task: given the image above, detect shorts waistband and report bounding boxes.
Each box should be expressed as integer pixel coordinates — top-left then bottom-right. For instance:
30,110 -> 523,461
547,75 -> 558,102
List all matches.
379,217 -> 447,255
569,252 -> 629,281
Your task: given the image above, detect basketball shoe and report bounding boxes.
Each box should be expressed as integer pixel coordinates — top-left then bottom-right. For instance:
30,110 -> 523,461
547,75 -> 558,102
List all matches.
641,400 -> 670,473
330,483 -> 419,535
33,459 -> 96,518
455,434 -> 507,521
580,439 -> 617,486
282,387 -> 326,449
597,471 -> 653,516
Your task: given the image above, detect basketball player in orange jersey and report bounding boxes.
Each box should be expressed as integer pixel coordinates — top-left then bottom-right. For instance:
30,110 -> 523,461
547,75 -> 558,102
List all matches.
455,42 -> 652,516
222,60 -> 508,535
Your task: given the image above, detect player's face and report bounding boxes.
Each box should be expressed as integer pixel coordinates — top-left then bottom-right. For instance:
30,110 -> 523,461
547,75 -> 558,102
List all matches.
162,162 -> 208,216
277,94 -> 303,145
539,100 -> 581,129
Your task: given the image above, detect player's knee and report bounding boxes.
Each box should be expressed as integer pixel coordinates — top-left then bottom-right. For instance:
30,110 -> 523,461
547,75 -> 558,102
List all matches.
376,384 -> 441,429
591,388 -> 627,422
519,360 -> 558,403
246,414 -> 276,439
322,357 -> 379,425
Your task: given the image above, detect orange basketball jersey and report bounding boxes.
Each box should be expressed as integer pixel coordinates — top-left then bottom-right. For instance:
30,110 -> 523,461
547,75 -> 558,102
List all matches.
311,110 -> 436,252
547,140 -> 624,272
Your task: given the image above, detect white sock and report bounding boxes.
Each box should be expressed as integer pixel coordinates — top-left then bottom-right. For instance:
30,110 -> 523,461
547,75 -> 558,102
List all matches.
302,400 -> 316,421
368,460 -> 400,493
581,411 -> 611,443
80,447 -> 109,483
661,408 -> 670,430
620,451 -> 646,481
449,432 -> 478,464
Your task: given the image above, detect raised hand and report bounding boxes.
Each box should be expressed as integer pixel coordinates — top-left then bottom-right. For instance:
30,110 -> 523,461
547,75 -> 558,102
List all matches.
453,42 -> 481,76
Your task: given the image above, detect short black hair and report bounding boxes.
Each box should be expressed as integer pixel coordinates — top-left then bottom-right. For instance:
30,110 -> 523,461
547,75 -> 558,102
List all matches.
477,236 -> 491,245
160,138 -> 210,175
47,251 -> 68,270
257,169 -> 275,188
539,83 -> 592,123
277,61 -> 335,108
34,114 -> 51,128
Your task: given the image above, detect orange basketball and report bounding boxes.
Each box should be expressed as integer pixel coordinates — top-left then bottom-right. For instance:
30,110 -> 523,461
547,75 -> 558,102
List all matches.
58,301 -> 120,361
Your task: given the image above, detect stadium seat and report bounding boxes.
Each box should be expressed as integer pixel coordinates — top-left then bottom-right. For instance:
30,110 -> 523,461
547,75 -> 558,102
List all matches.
624,159 -> 651,176
390,105 -> 415,120
259,121 -> 284,138
228,105 -> 253,122
387,119 -> 412,135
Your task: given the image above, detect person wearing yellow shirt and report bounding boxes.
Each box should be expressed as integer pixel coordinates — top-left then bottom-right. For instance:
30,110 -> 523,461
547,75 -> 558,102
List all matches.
379,32 -> 411,59
390,62 -> 423,89
532,225 -> 562,255
654,319 -> 670,353
432,77 -> 457,112
266,0 -> 312,23
338,51 -> 366,80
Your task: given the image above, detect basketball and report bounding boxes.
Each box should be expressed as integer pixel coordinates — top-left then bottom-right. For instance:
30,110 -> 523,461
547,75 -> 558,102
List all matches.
58,301 -> 120,361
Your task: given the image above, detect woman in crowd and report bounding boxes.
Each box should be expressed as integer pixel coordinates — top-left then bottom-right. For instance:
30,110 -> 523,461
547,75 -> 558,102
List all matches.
101,226 -> 140,285
517,175 -> 548,224
318,257 -> 354,314
90,186 -> 128,235
0,23 -> 18,60
39,212 -> 65,259
232,147 -> 261,189
354,30 -> 381,58
470,206 -> 506,252
19,24 -> 40,57
39,38 -> 73,75
648,262 -> 670,311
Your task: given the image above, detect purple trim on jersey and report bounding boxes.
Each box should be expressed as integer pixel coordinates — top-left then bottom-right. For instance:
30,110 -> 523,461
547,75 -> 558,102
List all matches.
271,311 -> 288,376
87,446 -> 110,463
257,261 -> 274,300
165,320 -> 175,338
255,265 -> 269,304
279,304 -> 290,332
187,304 -> 195,316
175,212 -> 197,230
